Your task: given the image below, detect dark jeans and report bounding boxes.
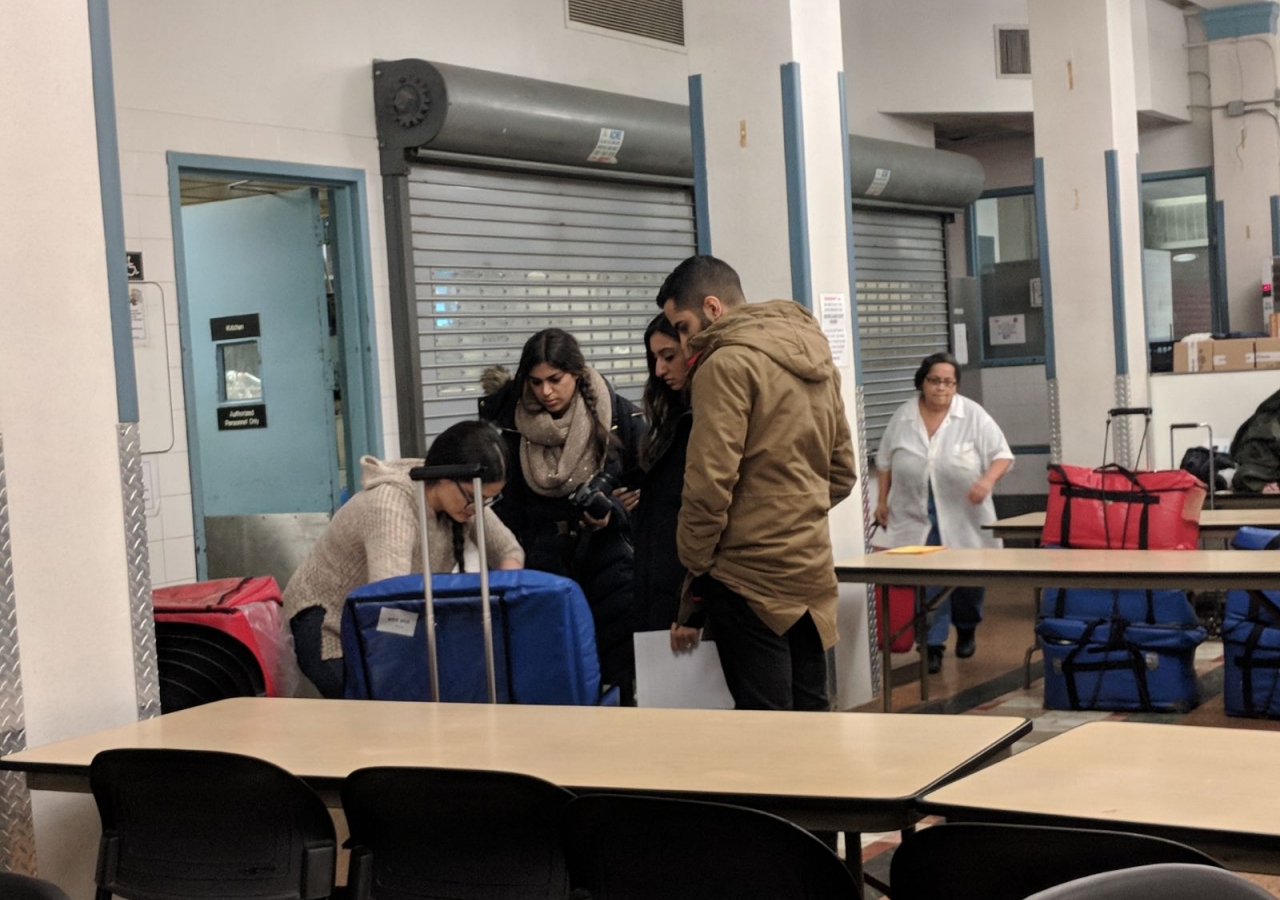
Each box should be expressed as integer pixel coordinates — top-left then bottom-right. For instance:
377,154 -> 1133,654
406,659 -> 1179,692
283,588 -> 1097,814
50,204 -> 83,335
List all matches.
705,578 -> 830,711
289,607 -> 346,699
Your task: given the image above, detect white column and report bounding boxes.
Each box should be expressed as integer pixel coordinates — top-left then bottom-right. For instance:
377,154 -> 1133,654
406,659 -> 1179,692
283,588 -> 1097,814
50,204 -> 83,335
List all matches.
685,0 -> 869,706
1202,2 -> 1280,332
0,0 -> 142,893
1030,0 -> 1151,466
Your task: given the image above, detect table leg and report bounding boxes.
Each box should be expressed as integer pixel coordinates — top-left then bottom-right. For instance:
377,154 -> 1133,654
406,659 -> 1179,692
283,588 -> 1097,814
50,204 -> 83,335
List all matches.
881,587 -> 893,713
1023,586 -> 1042,690
916,586 -> 930,702
842,831 -> 865,897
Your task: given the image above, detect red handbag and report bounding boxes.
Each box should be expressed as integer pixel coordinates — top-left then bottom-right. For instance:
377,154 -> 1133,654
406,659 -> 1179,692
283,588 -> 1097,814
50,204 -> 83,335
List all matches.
875,583 -> 917,653
1043,463 -> 1205,550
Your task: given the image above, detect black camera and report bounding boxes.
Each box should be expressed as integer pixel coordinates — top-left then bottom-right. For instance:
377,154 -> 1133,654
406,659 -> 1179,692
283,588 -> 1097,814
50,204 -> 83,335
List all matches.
568,471 -> 618,521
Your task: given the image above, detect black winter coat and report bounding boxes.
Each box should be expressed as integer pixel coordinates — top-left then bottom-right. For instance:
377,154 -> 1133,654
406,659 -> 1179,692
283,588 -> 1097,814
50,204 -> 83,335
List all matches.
633,411 -> 692,632
478,374 -> 646,689
1231,387 -> 1280,492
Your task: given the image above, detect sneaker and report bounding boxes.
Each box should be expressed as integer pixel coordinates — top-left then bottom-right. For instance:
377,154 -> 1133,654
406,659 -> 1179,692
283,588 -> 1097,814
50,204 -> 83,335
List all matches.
927,645 -> 944,674
955,627 -> 977,659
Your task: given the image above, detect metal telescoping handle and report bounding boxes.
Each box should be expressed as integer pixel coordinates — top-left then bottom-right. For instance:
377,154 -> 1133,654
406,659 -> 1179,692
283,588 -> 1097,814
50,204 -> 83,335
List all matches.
1103,408 -> 1153,470
471,474 -> 497,704
414,482 -> 441,703
1169,422 -> 1215,510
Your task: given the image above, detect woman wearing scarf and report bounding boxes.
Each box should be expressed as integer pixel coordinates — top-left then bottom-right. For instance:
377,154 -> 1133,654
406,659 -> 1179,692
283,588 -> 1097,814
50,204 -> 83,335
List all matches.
479,328 -> 645,701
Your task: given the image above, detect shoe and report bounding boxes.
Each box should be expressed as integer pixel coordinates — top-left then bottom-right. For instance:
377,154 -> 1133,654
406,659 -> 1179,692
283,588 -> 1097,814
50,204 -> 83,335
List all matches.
955,628 -> 977,659
926,645 -> 944,674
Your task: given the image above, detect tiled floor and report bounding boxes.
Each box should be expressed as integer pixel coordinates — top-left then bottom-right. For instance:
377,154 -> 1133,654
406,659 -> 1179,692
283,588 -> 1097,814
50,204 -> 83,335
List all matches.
850,583 -> 1280,898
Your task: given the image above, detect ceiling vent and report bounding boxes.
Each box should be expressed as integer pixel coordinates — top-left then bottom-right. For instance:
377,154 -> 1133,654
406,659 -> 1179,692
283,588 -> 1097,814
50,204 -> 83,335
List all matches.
996,27 -> 1031,77
567,0 -> 684,46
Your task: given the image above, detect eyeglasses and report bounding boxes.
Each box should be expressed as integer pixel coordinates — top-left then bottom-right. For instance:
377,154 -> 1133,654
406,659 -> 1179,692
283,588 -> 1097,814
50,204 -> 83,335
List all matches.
454,481 -> 501,509
925,376 -> 958,388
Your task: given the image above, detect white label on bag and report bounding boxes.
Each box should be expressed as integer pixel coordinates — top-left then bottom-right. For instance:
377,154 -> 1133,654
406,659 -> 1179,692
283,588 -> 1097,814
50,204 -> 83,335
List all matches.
376,607 -> 419,637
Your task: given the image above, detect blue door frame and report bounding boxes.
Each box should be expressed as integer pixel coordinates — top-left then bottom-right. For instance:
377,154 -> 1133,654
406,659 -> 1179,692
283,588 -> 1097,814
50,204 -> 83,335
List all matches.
168,153 -> 383,578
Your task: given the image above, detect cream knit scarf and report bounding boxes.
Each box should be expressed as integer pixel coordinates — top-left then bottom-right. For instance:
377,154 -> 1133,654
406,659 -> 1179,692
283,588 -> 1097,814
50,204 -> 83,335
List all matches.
514,366 -> 612,498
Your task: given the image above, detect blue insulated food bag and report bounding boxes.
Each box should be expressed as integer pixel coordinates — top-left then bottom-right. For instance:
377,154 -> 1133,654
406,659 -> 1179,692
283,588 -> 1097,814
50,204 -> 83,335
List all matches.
341,569 -> 607,705
1037,588 -> 1206,712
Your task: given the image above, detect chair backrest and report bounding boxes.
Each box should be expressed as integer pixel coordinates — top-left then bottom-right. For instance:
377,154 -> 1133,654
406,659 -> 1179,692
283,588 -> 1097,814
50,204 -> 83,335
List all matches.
888,823 -> 1221,900
1022,863 -> 1276,900
90,748 -> 335,900
0,873 -> 73,900
562,794 -> 858,900
341,766 -> 576,900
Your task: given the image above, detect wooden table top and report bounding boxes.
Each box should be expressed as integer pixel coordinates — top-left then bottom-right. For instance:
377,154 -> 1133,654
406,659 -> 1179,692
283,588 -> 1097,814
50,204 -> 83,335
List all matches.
920,721 -> 1280,865
0,698 -> 1030,825
836,547 -> 1280,590
984,509 -> 1280,541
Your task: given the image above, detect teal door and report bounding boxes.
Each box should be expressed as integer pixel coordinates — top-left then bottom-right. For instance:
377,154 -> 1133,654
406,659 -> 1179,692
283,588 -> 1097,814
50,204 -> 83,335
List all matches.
183,189 -> 339,520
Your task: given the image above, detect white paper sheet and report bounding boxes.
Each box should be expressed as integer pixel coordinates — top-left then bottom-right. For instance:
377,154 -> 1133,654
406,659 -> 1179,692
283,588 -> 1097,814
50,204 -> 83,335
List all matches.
633,630 -> 734,709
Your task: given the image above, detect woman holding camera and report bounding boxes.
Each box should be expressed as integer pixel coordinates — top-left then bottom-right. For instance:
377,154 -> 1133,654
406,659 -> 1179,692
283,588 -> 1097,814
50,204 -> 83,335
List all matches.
632,313 -> 692,633
479,328 -> 644,697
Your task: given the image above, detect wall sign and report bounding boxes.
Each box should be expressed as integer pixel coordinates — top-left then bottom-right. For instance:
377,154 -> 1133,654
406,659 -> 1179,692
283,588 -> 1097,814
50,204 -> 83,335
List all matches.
217,403 -> 268,430
210,313 -> 261,341
126,251 -> 144,281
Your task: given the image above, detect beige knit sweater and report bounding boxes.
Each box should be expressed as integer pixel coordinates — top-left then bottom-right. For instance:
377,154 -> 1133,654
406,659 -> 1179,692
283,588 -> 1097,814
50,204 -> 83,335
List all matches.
282,456 -> 524,660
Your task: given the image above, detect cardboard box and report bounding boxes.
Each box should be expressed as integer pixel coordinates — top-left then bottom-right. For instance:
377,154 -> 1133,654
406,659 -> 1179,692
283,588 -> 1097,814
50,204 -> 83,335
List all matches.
1213,338 -> 1254,372
1173,340 -> 1213,373
1270,312 -> 1279,338
1253,337 -> 1280,370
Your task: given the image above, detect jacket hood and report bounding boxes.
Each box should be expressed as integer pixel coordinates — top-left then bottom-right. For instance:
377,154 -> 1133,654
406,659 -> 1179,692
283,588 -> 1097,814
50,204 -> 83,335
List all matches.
481,365 -> 512,396
690,299 -> 834,383
359,455 -> 421,496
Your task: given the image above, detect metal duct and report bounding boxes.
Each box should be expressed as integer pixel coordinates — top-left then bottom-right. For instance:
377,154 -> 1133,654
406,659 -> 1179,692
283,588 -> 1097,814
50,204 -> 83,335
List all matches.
372,58 -> 985,208
373,58 -> 692,179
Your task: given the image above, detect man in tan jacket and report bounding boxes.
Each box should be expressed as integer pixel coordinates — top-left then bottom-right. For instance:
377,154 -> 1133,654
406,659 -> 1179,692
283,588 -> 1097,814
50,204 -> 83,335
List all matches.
659,255 -> 856,711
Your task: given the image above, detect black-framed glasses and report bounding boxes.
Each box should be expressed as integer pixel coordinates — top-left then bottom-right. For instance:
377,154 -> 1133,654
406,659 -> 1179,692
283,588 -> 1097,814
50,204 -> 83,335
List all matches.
925,376 -> 958,387
454,480 -> 500,509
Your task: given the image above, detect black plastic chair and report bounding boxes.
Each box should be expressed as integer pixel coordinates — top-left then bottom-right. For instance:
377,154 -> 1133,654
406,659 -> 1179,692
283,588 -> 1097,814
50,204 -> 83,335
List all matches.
341,766 -> 575,900
1022,863 -> 1275,900
888,823 -> 1222,900
562,794 -> 858,900
90,748 -> 336,900
0,873 -> 72,900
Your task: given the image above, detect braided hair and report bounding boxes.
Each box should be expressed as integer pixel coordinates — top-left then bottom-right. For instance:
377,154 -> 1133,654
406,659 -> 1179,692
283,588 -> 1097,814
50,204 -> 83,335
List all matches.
513,328 -> 612,463
424,420 -> 509,573
639,313 -> 688,469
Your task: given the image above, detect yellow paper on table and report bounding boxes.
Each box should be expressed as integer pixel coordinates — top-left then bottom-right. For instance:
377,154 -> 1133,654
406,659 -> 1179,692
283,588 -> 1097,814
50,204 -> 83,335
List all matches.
885,545 -> 947,555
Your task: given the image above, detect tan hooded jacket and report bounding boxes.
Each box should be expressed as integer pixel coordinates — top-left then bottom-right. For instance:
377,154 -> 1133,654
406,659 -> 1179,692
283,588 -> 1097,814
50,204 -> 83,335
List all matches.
679,300 -> 856,649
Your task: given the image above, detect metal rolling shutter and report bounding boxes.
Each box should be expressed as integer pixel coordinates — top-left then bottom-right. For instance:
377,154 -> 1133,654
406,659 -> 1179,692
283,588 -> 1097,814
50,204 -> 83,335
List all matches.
409,164 -> 697,442
853,209 -> 950,456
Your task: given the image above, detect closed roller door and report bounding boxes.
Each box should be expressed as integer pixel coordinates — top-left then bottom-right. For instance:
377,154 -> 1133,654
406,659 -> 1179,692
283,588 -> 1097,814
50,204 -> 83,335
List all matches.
409,164 -> 696,443
853,209 -> 950,456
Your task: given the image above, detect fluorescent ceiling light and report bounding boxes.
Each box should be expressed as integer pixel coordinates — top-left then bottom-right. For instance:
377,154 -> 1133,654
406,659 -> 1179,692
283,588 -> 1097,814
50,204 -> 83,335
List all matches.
1172,253 -> 1198,262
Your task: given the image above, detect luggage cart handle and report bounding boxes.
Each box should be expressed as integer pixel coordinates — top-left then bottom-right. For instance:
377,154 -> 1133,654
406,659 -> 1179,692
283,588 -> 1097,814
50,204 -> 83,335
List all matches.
409,463 -> 486,482
1169,422 -> 1216,510
1107,407 -> 1153,418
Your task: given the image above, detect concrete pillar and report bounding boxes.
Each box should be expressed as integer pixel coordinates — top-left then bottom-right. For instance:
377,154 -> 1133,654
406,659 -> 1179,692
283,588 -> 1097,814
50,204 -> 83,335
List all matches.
1201,1 -> 1280,332
1030,0 -> 1151,466
684,0 -> 870,706
0,0 -> 145,893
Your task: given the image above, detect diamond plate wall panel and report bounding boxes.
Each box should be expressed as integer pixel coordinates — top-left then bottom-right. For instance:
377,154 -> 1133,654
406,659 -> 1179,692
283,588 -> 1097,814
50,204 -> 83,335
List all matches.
856,386 -> 882,697
118,424 -> 160,721
1048,379 -> 1063,464
1111,374 -> 1135,467
0,436 -> 37,874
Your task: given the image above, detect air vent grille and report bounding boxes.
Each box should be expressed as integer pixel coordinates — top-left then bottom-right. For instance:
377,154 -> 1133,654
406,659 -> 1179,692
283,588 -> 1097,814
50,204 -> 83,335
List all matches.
568,0 -> 684,46
997,27 -> 1031,76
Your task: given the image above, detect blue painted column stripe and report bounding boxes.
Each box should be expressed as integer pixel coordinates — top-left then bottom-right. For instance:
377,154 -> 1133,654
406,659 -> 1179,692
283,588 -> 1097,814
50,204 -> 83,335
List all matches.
87,0 -> 138,422
837,72 -> 863,377
688,75 -> 712,257
1271,195 -> 1280,258
1033,158 -> 1057,380
1105,149 -> 1129,376
1214,199 -> 1230,333
1135,155 -> 1151,354
780,62 -> 813,309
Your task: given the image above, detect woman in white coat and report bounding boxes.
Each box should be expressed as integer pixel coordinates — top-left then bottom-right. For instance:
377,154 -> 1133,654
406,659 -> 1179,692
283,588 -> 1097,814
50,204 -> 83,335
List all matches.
874,352 -> 1014,674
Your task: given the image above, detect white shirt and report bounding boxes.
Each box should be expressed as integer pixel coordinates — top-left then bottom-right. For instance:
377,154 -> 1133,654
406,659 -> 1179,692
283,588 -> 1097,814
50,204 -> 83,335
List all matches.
875,393 -> 1014,550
